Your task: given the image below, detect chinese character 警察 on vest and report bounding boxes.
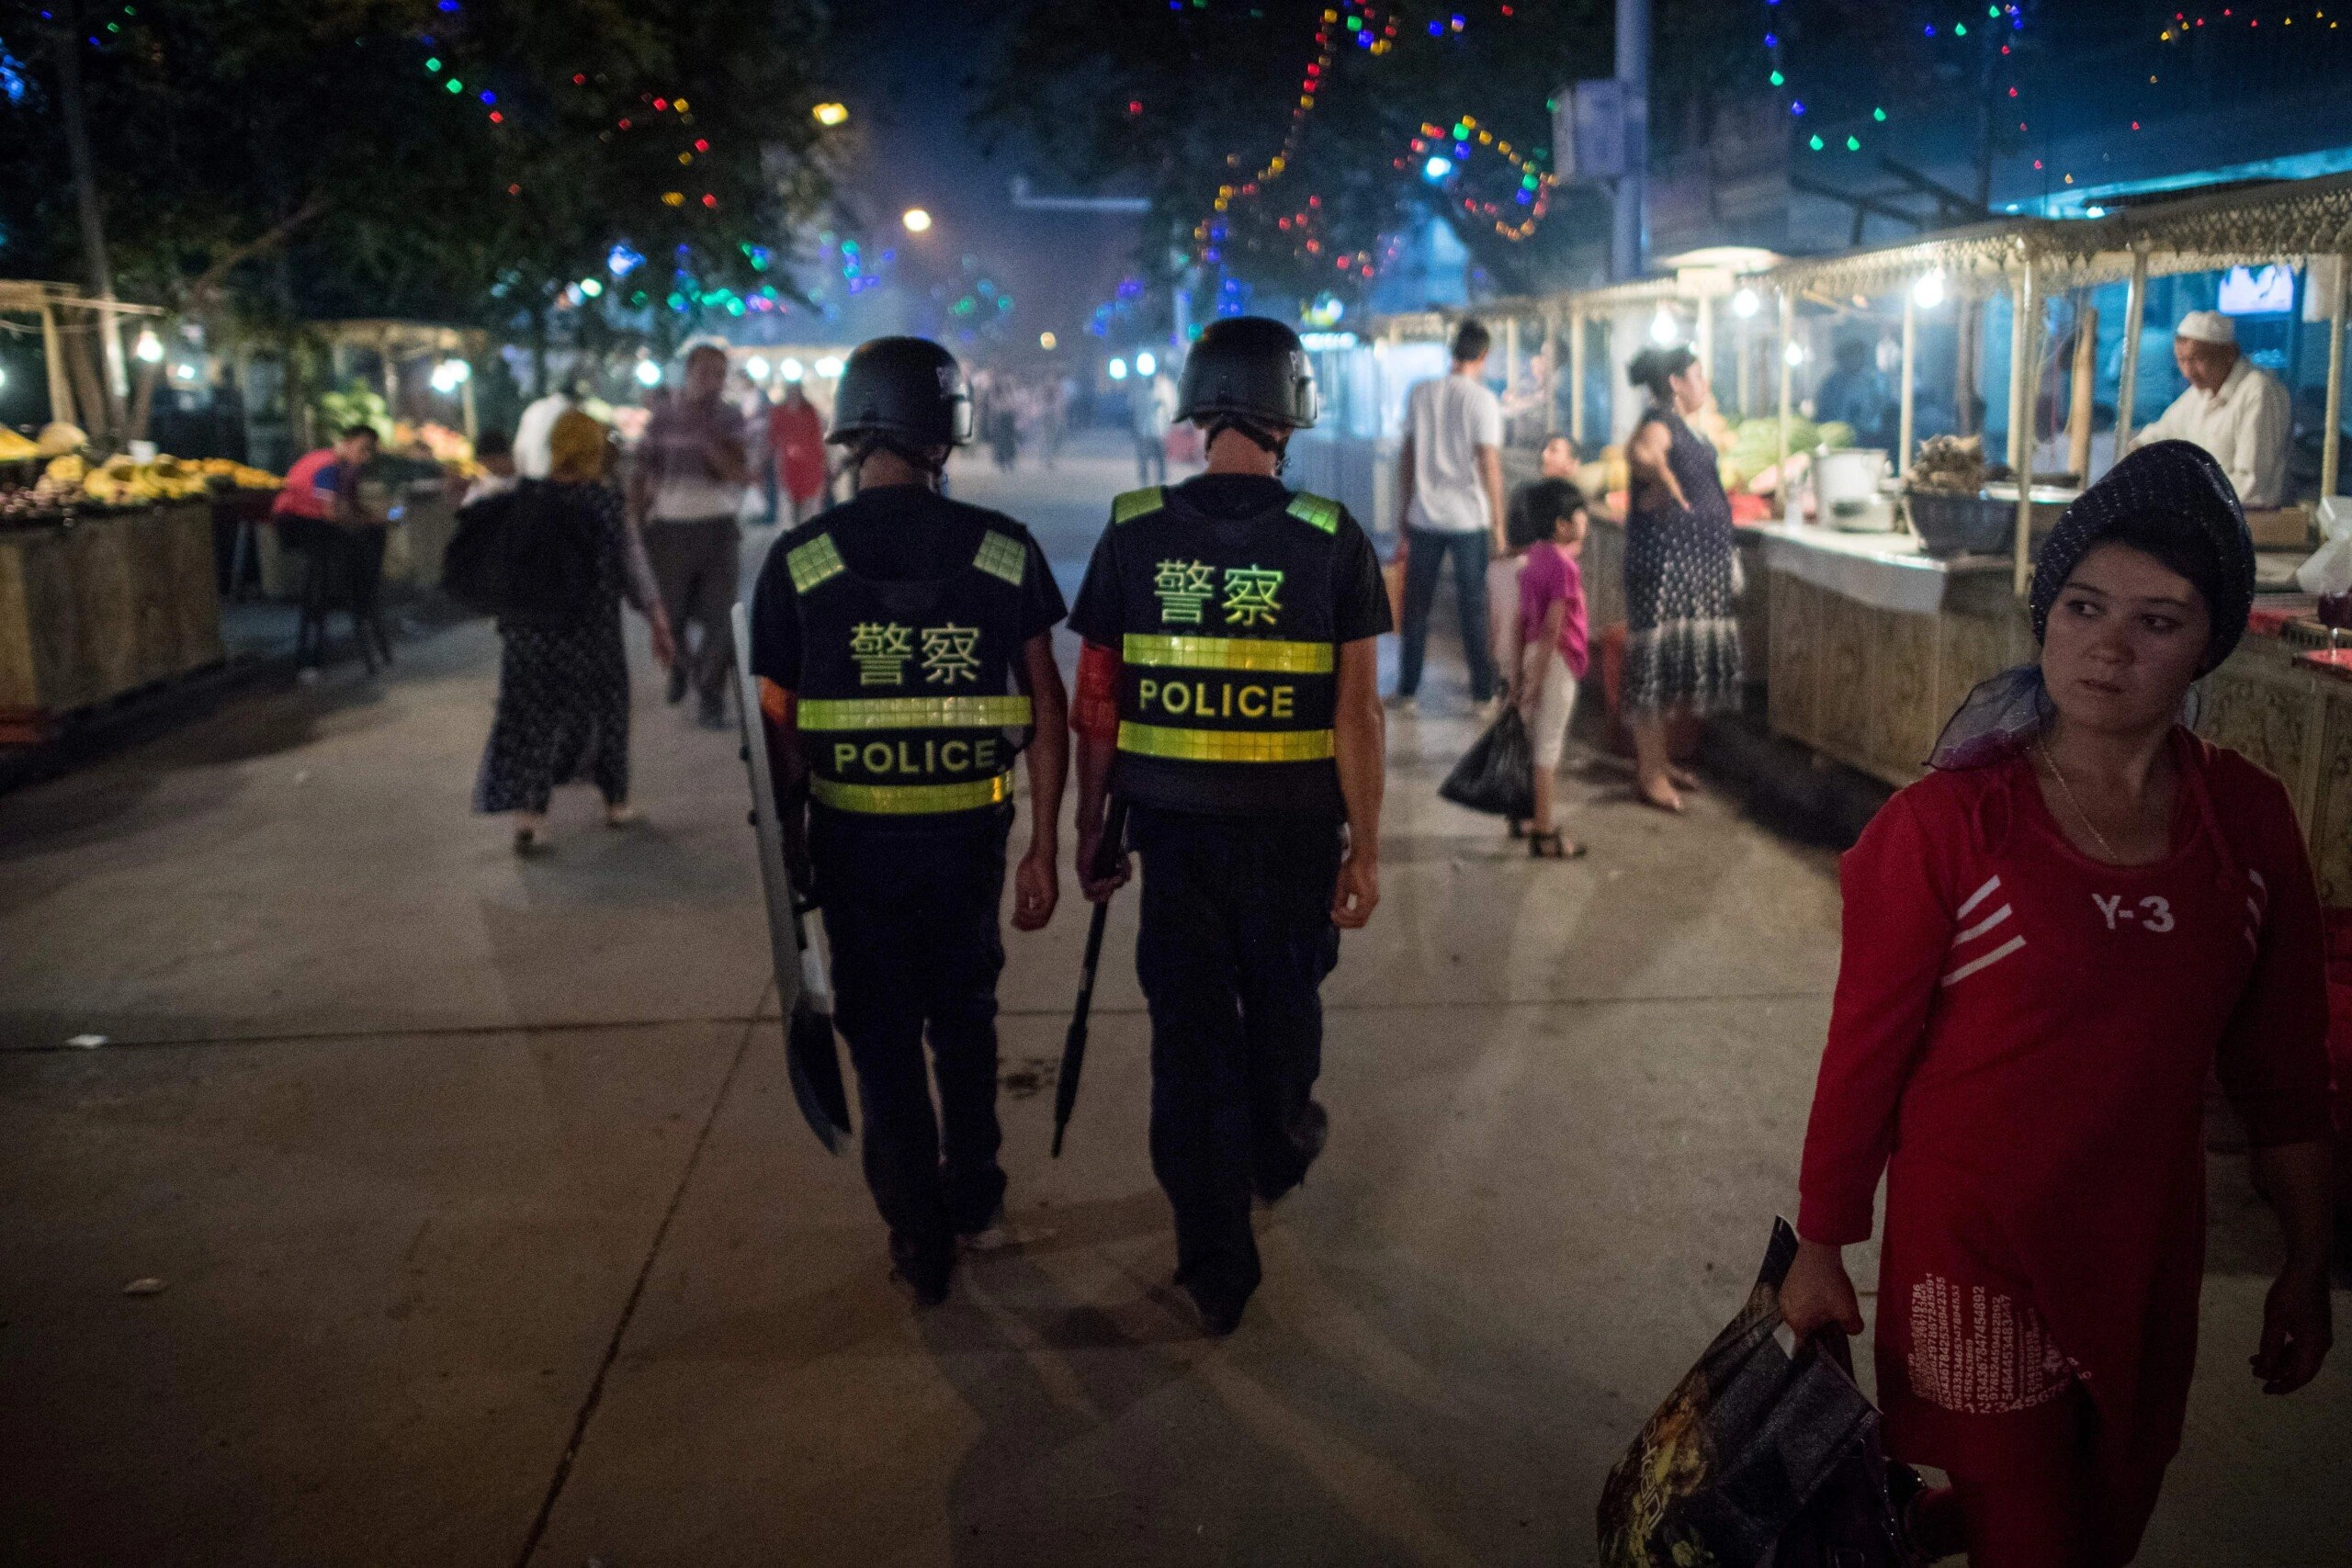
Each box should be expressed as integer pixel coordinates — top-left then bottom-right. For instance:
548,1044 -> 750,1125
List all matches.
787,526 -> 1035,817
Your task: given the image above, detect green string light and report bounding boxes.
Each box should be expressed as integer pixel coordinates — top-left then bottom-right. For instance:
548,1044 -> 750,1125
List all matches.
424,56 -> 440,71
1872,107 -> 1887,120
1770,69 -> 1785,85
447,78 -> 463,93
1809,134 -> 1825,150
1846,135 -> 1861,150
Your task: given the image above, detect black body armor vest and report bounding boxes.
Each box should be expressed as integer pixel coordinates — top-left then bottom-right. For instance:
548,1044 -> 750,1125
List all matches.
1106,483 -> 1346,816
787,526 -> 1032,818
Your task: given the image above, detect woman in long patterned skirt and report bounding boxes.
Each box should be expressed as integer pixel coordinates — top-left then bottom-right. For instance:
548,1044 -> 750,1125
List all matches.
1621,345 -> 1743,813
474,411 -> 675,852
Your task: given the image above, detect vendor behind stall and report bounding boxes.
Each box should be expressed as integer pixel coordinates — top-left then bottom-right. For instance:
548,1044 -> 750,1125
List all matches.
2132,310 -> 2290,508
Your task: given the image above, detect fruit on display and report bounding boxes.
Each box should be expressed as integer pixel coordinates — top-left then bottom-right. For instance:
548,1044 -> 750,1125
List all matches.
6,449 -> 282,520
0,427 -> 42,462
37,421 -> 89,456
192,456 -> 285,491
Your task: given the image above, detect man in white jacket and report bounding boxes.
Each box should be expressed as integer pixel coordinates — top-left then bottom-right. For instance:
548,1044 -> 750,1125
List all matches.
2132,310 -> 2290,508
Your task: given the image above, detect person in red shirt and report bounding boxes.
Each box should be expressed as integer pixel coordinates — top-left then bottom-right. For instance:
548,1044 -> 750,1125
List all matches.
1782,441 -> 2335,1566
769,380 -> 828,526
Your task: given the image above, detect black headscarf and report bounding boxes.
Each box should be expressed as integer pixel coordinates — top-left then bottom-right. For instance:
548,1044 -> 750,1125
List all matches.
2028,437 -> 2255,673
1928,438 -> 2256,769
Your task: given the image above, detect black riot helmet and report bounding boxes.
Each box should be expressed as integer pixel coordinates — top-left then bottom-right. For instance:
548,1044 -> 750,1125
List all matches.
1174,316 -> 1320,434
827,336 -> 975,457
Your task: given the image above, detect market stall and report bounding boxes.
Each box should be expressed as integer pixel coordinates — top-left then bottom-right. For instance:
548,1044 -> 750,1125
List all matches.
1744,174 -> 2352,900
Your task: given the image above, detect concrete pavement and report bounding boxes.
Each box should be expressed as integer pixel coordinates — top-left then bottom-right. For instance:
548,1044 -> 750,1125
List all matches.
2,430 -> 2345,1565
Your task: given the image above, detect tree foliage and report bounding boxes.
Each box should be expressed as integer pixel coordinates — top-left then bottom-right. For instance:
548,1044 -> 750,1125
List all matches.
0,0 -> 836,334
977,0 -> 1611,305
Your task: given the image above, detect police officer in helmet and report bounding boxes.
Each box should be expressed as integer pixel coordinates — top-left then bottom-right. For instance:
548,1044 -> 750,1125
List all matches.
748,335 -> 1069,1306
1068,316 -> 1390,1336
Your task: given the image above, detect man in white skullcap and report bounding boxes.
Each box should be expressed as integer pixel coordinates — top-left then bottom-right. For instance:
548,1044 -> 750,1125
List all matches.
2131,309 -> 2290,507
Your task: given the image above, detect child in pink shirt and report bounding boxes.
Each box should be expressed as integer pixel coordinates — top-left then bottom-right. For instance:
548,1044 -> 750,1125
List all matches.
1510,478 -> 1590,857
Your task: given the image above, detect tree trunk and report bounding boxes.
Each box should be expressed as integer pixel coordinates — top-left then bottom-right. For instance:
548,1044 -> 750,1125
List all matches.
51,0 -> 128,443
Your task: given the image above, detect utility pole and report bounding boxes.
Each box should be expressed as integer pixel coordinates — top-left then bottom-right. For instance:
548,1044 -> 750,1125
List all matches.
1611,0 -> 1650,279
51,0 -> 129,441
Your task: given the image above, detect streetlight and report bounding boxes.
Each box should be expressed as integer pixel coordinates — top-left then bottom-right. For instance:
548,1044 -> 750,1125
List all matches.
1039,332 -> 1057,351
901,208 -> 933,233
812,102 -> 848,127
814,355 -> 844,378
634,359 -> 663,387
1135,351 -> 1158,377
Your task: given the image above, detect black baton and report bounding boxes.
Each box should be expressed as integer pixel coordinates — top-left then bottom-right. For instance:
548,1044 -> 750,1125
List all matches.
1050,798 -> 1130,1157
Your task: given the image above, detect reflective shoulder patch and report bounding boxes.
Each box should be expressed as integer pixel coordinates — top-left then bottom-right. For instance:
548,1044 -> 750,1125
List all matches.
786,533 -> 846,593
973,529 -> 1026,588
1111,487 -> 1165,525
1285,492 -> 1340,535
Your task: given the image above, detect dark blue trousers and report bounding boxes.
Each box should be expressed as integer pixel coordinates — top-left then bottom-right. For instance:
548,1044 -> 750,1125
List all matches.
1131,806 -> 1343,1313
812,806 -> 1012,1250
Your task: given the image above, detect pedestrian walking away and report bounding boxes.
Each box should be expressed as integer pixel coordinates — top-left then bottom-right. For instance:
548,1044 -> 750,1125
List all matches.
769,380 -> 829,528
632,342 -> 752,729
1621,344 -> 1743,814
1393,318 -> 1507,714
1069,315 -> 1390,1338
1780,441 -> 2335,1566
748,335 -> 1069,1309
473,411 -> 676,853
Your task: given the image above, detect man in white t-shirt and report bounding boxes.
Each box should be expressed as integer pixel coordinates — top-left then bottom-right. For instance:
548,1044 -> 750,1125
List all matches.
1394,319 -> 1507,713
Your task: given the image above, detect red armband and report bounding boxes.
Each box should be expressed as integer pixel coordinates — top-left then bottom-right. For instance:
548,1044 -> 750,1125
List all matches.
1072,641 -> 1122,740
758,677 -> 795,731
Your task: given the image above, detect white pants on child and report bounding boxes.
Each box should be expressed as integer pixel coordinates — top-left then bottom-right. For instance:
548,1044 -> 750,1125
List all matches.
1520,646 -> 1578,768
1487,555 -> 1523,688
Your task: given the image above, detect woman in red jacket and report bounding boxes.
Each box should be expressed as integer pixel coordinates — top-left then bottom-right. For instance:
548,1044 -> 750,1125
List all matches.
1781,440 -> 2335,1566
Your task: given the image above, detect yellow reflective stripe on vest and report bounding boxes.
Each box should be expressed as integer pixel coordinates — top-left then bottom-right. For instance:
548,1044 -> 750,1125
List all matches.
797,695 -> 1033,730
787,534 -> 845,592
1285,492 -> 1340,534
1122,633 -> 1334,674
809,772 -> 1015,815
1111,487 -> 1164,525
1116,722 -> 1334,763
973,530 -> 1025,588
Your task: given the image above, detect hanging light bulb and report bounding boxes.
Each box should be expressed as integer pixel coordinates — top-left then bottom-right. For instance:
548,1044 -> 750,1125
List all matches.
1107,357 -> 1130,381
1731,288 -> 1761,319
634,359 -> 663,388
745,355 -> 771,381
1135,351 -> 1158,377
1783,341 -> 1808,367
1912,270 -> 1948,309
814,356 -> 844,378
1649,307 -> 1680,344
134,329 -> 164,364
780,357 -> 806,382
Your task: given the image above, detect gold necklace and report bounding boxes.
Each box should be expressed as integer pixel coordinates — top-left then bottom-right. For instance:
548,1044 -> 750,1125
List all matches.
2034,738 -> 2120,861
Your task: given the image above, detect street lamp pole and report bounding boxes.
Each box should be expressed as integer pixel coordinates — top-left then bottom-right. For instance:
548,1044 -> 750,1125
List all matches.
1612,0 -> 1650,280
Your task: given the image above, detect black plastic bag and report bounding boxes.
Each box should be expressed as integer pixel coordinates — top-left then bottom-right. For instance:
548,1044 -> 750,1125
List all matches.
442,479 -> 601,625
1596,1218 -> 1923,1568
1438,705 -> 1536,819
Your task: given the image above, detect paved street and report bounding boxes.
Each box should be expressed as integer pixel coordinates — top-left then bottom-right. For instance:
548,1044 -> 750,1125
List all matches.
2,431 -> 2345,1566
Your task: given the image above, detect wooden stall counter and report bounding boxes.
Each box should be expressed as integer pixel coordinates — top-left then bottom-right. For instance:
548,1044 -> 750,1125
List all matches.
1762,523 -> 2352,904
0,502 -> 224,742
